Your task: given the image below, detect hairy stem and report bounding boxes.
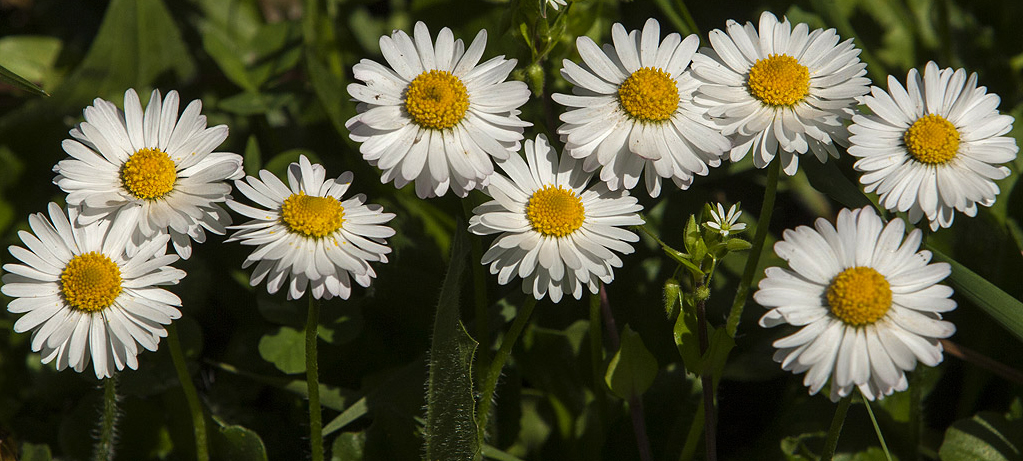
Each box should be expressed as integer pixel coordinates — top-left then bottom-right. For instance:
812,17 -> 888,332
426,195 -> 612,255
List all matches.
92,375 -> 120,461
477,297 -> 538,441
306,296 -> 324,461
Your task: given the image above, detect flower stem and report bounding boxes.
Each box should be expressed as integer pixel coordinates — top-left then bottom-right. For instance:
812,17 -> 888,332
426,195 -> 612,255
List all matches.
168,323 -> 209,461
598,284 -> 651,461
92,375 -> 120,461
678,402 -> 705,461
726,159 -> 780,338
461,199 -> 491,375
696,296 -> 717,461
820,394 -> 854,461
306,296 -> 324,461
589,292 -> 607,432
477,296 -> 538,439
863,398 -> 894,461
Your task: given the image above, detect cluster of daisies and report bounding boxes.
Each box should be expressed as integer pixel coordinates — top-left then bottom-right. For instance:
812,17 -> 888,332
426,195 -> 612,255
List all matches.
2,90 -> 395,378
343,12 -> 1015,403
2,10 -> 1017,405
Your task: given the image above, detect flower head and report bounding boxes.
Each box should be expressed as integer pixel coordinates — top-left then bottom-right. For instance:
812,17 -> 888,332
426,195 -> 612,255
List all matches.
226,155 -> 395,300
469,134 -> 644,302
691,12 -> 870,175
706,203 -> 746,237
755,206 -> 956,401
848,62 -> 1018,230
346,22 -> 531,198
552,18 -> 731,197
53,89 -> 244,259
2,203 -> 186,378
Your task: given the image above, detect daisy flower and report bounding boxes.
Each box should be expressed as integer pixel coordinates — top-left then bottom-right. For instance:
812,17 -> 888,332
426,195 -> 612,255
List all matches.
705,202 -> 746,237
346,22 -> 531,198
53,89 -> 244,259
469,134 -> 644,302
755,206 -> 956,401
691,12 -> 870,175
2,203 -> 186,379
552,18 -> 731,197
226,155 -> 395,300
848,62 -> 1018,230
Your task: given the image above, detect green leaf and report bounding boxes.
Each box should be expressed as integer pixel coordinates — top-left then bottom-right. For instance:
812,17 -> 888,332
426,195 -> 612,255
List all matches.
0,36 -> 61,92
306,49 -> 348,135
929,246 -> 1023,343
218,92 -> 292,116
210,418 -> 269,461
0,62 -> 49,97
780,431 -> 825,461
801,157 -> 875,211
684,215 -> 700,253
258,326 -> 306,374
424,225 -> 479,461
672,296 -> 703,374
330,431 -> 366,461
322,397 -> 369,437
939,412 -> 1023,461
604,325 -> 658,399
725,238 -> 753,252
17,443 -> 52,461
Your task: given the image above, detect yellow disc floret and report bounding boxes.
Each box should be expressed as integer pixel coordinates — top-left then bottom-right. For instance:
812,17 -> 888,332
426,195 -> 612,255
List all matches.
526,185 -> 586,238
280,193 -> 345,238
747,54 -> 811,106
618,67 -> 680,122
826,266 -> 892,326
121,148 -> 178,200
404,70 -> 470,130
903,114 -> 960,165
60,252 -> 122,313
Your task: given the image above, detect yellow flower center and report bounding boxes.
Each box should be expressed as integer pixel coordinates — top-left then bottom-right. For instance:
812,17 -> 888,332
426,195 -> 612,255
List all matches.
404,70 -> 470,130
121,148 -> 178,200
60,252 -> 122,313
617,67 -> 680,122
280,193 -> 345,238
747,54 -> 810,106
526,185 -> 586,237
903,114 -> 960,165
826,266 -> 892,326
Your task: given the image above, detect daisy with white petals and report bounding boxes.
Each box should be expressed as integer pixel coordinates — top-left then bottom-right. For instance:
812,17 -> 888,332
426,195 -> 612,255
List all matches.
553,18 -> 731,197
691,12 -> 870,175
849,61 -> 1018,230
53,89 -> 244,259
2,203 -> 186,379
227,156 -> 395,300
755,206 -> 956,401
346,22 -> 531,198
469,134 -> 644,302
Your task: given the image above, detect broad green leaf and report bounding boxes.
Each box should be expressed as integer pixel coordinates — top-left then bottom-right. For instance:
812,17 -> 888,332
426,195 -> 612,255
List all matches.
939,412 -> 1023,461
331,431 -> 366,461
673,296 -> 703,374
306,49 -> 348,135
780,431 -> 825,461
701,328 -> 736,378
218,92 -> 292,116
0,37 -> 61,91
929,246 -> 1023,343
726,238 -> 753,252
210,418 -> 269,461
604,325 -> 658,399
258,326 -> 306,374
424,225 -> 479,461
17,443 -> 52,461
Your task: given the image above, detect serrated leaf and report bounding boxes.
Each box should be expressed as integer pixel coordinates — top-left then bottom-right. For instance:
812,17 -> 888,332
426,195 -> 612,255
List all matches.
258,326 -> 306,374
605,326 -> 658,399
424,225 -> 479,461
929,246 -> 1023,343
939,412 -> 1023,461
210,418 -> 269,461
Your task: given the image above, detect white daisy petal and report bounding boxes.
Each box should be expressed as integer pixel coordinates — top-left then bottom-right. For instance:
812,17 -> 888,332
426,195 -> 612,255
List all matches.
757,206 -> 956,402
469,134 -> 644,302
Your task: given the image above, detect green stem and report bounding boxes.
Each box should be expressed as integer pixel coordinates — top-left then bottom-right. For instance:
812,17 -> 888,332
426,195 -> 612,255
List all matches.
674,0 -> 701,36
462,198 -> 491,375
589,293 -> 607,433
477,297 -> 538,441
863,399 -> 894,461
92,375 -> 120,461
726,159 -> 780,338
306,296 -> 324,461
678,400 -> 705,461
908,366 -> 923,461
820,395 -> 854,461
168,323 -> 209,461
